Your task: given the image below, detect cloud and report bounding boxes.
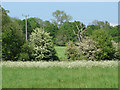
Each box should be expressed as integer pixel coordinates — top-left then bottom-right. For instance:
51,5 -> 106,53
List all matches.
110,23 -> 118,27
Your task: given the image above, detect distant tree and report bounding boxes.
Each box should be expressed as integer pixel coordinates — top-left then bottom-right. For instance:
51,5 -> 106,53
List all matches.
84,25 -> 100,36
43,21 -> 58,43
52,10 -> 72,27
73,22 -> 85,43
90,20 -> 110,28
22,17 -> 43,38
55,21 -> 85,46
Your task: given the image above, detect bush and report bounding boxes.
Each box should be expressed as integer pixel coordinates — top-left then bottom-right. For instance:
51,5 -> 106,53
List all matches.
19,41 -> 34,61
66,41 -> 80,60
111,40 -> 120,60
66,37 -> 99,60
91,29 -> 116,60
29,28 -> 59,61
19,53 -> 29,61
77,37 -> 100,60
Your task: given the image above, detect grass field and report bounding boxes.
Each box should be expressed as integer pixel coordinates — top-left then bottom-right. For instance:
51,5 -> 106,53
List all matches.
1,46 -> 119,88
55,46 -> 67,60
2,66 -> 118,88
2,61 -> 118,88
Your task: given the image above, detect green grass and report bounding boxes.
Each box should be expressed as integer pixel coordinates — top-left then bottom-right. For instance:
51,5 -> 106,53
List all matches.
55,46 -> 67,60
2,66 -> 118,88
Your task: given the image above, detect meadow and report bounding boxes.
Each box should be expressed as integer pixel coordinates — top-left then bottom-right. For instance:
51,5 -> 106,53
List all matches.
2,60 -> 118,88
1,46 -> 119,88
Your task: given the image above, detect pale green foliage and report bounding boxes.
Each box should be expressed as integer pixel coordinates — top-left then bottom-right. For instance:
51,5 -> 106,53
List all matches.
66,41 -> 80,61
66,37 -> 100,60
77,37 -> 100,60
111,40 -> 120,59
29,28 -> 58,61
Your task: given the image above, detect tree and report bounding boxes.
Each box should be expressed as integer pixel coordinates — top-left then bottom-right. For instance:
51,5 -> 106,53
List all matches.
91,29 -> 116,60
55,21 -> 85,46
29,28 -> 58,61
21,17 -> 43,38
73,22 -> 85,43
1,7 -> 11,32
2,22 -> 25,60
43,21 -> 58,43
55,21 -> 77,46
90,20 -> 110,28
52,10 -> 72,27
19,41 -> 34,61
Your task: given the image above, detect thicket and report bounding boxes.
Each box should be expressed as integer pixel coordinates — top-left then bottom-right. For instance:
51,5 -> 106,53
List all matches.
66,29 -> 119,61
1,7 -> 119,61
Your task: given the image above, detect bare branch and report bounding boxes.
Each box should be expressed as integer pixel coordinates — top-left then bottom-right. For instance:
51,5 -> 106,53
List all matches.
73,29 -> 77,35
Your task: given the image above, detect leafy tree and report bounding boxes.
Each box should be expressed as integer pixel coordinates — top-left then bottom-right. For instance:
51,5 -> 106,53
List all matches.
2,22 -> 25,60
19,41 -> 34,61
55,21 -> 85,46
22,17 -> 43,38
84,25 -> 100,36
90,20 -> 110,28
29,28 -> 58,61
43,20 -> 58,43
52,10 -> 72,27
108,25 -> 119,43
91,29 -> 116,60
1,7 -> 11,32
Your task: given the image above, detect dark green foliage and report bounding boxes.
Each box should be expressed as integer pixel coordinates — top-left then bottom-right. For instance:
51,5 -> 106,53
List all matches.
21,17 -> 43,38
43,21 -> 58,43
19,41 -> 34,61
1,7 -> 119,61
108,26 -> 119,43
2,23 -> 25,60
55,21 -> 85,46
84,25 -> 100,36
91,29 -> 116,60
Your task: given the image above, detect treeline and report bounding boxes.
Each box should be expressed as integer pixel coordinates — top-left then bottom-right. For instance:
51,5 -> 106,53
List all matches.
1,7 -> 120,61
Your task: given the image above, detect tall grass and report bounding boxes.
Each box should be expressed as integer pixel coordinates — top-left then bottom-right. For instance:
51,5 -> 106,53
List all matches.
2,66 -> 118,88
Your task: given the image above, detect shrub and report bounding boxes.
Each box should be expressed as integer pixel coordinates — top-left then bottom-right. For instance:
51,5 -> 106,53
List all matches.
66,41 -> 80,60
66,37 -> 99,61
19,53 -> 29,61
77,37 -> 99,60
91,29 -> 116,60
19,41 -> 34,61
29,28 -> 59,61
111,40 -> 120,60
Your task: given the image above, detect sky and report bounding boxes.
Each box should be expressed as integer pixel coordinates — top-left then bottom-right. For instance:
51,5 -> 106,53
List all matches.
1,2 -> 118,25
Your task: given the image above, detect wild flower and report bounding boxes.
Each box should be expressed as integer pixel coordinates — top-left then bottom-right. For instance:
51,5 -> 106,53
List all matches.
2,60 -> 118,68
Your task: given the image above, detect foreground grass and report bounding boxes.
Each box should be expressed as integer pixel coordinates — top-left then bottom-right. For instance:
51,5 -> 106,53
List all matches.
55,46 -> 67,60
2,65 -> 118,88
